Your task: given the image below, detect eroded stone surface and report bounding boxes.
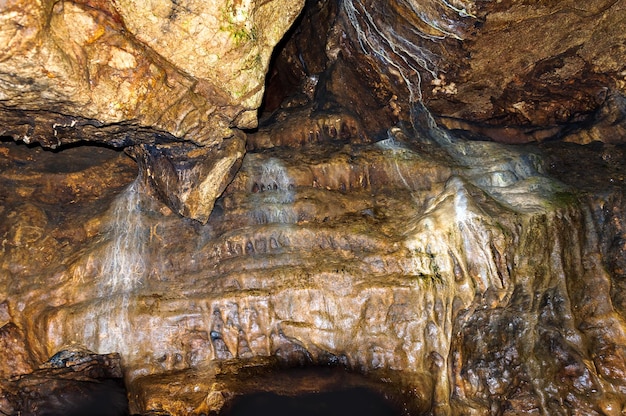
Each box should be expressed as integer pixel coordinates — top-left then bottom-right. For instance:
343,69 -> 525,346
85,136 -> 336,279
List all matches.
2,1 -> 626,415
4,0 -> 623,147
1,122 -> 626,414
0,321 -> 35,380
2,0 -> 626,226
0,0 -> 303,146
0,0 -> 303,223
130,133 -> 246,223
263,0 -> 626,144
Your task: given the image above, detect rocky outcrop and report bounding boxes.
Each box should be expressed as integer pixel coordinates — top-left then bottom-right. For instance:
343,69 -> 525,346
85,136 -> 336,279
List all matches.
0,0 -> 303,222
0,0 -> 303,145
2,0 -> 626,415
263,0 -> 626,145
0,347 -> 128,416
129,134 -> 246,224
1,121 -> 626,414
3,0 -> 626,223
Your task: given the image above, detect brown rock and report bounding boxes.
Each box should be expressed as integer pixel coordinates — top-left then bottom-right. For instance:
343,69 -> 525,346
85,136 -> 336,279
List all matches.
1,347 -> 128,416
129,132 -> 246,224
0,321 -> 35,379
3,1 -> 626,415
265,0 -> 626,144
1,125 -> 622,414
0,0 -> 303,221
0,0 -> 304,146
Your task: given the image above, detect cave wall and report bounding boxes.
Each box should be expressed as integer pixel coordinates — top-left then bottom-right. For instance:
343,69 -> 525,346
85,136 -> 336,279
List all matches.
2,0 -> 626,223
1,0 -> 626,415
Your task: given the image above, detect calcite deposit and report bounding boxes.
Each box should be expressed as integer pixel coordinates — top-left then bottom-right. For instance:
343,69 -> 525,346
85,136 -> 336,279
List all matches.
2,0 -> 626,220
2,122 -> 626,414
2,0 -> 626,415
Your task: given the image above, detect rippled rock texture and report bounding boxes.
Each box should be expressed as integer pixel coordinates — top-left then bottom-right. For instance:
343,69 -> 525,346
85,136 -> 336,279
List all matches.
2,125 -> 626,414
2,0 -> 626,415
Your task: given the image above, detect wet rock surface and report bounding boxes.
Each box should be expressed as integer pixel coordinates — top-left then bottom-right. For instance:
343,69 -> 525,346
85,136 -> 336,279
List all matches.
0,0 -> 304,145
2,0 -> 626,415
2,0 -> 626,223
1,120 -> 626,414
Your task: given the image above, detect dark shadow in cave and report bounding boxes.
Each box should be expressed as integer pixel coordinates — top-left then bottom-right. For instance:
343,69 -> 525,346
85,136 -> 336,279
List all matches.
255,0 -> 338,123
249,0 -> 406,150
36,379 -> 130,416
216,366 -> 421,416
0,134 -> 133,174
222,387 -> 402,416
256,3 -> 308,119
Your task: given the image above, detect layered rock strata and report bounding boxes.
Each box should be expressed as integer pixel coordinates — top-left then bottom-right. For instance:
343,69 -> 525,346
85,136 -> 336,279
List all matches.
3,0 -> 626,223
2,0 -> 626,414
1,123 -> 626,414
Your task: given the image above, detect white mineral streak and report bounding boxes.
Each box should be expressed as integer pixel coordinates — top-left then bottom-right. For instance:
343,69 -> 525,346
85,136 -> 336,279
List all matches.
92,179 -> 149,358
99,179 -> 148,295
251,158 -> 297,224
39,125 -> 572,414
342,0 -> 474,103
48,179 -> 150,359
342,0 -> 565,217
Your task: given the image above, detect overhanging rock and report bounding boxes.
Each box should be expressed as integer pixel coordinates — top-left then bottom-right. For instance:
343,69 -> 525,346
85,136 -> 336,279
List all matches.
0,0 -> 304,220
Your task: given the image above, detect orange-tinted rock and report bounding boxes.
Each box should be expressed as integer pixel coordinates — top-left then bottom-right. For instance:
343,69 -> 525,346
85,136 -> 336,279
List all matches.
130,132 -> 246,223
2,1 -> 626,415
2,124 -> 626,414
0,0 -> 304,146
0,0 -> 303,222
0,321 -> 34,379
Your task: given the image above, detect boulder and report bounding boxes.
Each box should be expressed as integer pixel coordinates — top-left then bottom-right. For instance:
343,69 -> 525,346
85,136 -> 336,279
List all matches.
0,0 -> 303,221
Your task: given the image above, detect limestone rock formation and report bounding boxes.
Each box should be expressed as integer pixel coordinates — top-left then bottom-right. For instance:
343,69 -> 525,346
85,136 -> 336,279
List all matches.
0,0 -> 303,221
130,133 -> 246,224
2,0 -> 626,415
0,0 -> 303,143
264,0 -> 626,144
2,122 -> 626,414
2,0 -> 626,221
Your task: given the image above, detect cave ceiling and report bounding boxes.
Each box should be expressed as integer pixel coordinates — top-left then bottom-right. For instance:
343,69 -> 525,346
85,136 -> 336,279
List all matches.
1,0 -> 625,220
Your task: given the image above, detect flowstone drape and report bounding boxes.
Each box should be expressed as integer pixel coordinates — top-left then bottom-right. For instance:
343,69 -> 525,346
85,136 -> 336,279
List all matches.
1,0 -> 626,415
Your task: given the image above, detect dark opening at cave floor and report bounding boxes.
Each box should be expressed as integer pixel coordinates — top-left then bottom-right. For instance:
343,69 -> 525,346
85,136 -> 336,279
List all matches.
221,388 -> 402,416
215,366 -> 414,416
